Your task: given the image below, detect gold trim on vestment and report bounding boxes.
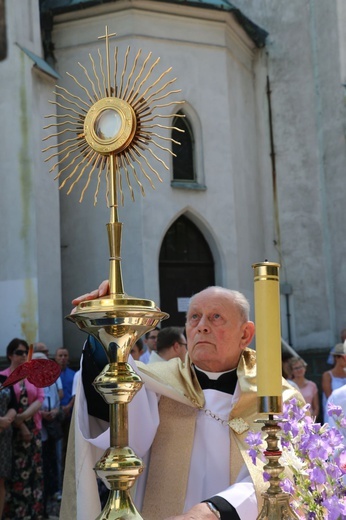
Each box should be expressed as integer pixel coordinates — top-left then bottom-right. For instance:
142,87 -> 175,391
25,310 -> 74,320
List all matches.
141,398 -> 198,519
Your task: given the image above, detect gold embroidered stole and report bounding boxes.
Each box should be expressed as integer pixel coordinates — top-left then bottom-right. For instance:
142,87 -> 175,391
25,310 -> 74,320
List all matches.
141,397 -> 198,519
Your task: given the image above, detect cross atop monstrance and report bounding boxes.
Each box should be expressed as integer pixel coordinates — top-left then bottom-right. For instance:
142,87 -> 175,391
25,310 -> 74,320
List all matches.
98,26 -> 117,96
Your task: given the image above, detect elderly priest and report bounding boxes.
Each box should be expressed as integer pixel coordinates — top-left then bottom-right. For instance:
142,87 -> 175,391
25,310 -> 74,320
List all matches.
61,284 -> 302,520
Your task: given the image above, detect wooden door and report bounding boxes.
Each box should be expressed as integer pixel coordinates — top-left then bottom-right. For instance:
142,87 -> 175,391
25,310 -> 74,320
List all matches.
159,216 -> 215,327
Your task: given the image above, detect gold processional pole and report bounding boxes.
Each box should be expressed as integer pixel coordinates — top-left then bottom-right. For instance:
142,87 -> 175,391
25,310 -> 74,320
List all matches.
252,262 -> 298,520
43,27 -> 184,519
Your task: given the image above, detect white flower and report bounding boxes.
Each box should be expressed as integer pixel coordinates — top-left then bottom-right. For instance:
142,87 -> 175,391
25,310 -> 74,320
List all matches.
280,445 -> 308,474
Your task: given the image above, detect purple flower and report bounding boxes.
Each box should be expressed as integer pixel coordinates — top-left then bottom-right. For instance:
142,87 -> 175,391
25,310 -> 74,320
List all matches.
281,478 -> 294,494
322,428 -> 344,449
327,402 -> 343,417
337,451 -> 346,475
248,448 -> 258,465
245,397 -> 346,519
307,465 -> 327,485
245,431 -> 263,464
307,439 -> 329,460
326,461 -> 342,480
245,430 -> 262,447
322,496 -> 346,520
263,472 -> 271,482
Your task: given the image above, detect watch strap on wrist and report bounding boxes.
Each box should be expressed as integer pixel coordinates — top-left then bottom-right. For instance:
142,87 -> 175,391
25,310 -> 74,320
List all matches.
205,501 -> 221,519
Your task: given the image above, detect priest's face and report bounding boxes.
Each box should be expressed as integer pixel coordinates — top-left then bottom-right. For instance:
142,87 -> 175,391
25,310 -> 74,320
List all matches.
185,287 -> 255,372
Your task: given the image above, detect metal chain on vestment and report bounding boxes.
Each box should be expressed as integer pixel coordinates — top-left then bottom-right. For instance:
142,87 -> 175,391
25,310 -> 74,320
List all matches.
203,408 -> 232,427
184,394 -> 232,427
184,394 -> 250,435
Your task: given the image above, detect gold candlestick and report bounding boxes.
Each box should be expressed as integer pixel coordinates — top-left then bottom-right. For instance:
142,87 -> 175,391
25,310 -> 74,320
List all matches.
43,27 -> 184,519
255,416 -> 299,520
253,263 -> 297,519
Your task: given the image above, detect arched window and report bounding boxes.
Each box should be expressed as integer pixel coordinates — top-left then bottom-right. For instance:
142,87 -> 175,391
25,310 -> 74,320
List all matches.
172,111 -> 195,182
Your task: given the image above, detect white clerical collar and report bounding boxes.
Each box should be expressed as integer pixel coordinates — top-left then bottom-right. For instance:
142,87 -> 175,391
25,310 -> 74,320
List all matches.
194,365 -> 236,380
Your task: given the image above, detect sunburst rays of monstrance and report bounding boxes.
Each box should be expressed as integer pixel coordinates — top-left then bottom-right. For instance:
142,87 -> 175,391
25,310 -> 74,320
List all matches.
43,27 -> 184,519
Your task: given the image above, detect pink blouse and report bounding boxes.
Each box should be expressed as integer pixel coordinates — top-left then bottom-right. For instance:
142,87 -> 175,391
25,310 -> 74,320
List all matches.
0,368 -> 44,430
299,379 -> 318,406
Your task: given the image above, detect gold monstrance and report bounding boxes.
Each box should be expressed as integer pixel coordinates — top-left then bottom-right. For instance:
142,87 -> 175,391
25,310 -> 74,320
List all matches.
43,28 -> 184,519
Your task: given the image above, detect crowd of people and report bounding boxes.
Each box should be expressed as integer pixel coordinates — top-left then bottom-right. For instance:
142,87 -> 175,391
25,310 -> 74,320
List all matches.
0,341 -> 76,519
1,289 -> 346,519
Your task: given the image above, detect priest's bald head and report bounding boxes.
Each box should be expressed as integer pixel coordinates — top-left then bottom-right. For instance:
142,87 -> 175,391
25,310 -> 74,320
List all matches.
185,286 -> 255,373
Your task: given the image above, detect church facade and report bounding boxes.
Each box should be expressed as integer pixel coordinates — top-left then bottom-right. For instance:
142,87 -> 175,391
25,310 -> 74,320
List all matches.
0,0 -> 346,360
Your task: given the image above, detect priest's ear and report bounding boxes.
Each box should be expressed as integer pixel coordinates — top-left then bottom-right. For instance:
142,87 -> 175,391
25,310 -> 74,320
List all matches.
240,321 -> 255,348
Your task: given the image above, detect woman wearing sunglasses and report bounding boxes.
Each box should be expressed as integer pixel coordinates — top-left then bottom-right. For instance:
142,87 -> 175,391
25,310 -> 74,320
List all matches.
0,338 -> 45,519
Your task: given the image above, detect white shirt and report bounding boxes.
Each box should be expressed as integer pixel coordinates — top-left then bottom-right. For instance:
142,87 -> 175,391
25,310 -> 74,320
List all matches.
139,350 -> 150,364
72,369 -> 81,397
148,350 -> 165,363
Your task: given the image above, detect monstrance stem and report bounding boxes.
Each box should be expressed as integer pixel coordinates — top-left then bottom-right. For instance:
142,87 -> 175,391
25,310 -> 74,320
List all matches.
107,153 -> 124,296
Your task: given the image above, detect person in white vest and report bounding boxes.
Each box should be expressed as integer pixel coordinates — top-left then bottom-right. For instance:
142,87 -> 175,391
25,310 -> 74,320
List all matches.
61,282 -> 302,520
